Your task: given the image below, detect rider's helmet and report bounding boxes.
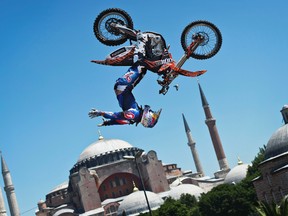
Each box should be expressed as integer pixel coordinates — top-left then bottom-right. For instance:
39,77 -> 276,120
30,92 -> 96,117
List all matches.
140,105 -> 162,128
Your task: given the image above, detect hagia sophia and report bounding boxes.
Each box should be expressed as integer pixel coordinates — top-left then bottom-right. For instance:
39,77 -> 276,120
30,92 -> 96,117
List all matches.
1,83 -> 288,216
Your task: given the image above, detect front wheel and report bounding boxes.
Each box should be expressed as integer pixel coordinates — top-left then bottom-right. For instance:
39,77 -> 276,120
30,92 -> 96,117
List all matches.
181,20 -> 222,60
93,8 -> 134,46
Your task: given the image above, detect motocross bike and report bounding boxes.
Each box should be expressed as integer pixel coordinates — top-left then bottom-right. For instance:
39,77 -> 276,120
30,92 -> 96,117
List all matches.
92,8 -> 222,95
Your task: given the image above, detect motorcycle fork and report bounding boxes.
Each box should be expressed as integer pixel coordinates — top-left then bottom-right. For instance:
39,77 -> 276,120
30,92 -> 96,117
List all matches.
158,38 -> 203,95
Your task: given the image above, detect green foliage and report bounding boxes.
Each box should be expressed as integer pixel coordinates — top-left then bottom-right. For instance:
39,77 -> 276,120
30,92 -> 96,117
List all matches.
179,193 -> 198,208
158,197 -> 191,216
256,196 -> 288,216
246,146 -> 266,180
198,146 -> 266,216
140,194 -> 200,216
198,183 -> 255,216
141,147 -> 266,216
256,201 -> 279,216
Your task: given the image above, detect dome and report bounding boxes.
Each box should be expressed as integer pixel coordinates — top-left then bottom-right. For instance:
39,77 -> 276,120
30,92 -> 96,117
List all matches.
264,124 -> 288,160
78,138 -> 133,162
48,181 -> 68,194
224,163 -> 249,184
117,190 -> 164,216
70,136 -> 142,174
168,184 -> 204,200
53,208 -> 75,216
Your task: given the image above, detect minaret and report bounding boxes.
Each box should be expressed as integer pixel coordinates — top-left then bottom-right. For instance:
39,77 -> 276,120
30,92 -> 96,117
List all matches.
182,114 -> 204,176
0,187 -> 7,216
198,83 -> 229,171
1,153 -> 20,216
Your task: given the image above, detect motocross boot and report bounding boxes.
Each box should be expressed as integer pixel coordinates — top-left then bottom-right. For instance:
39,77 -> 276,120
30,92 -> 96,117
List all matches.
97,118 -> 109,127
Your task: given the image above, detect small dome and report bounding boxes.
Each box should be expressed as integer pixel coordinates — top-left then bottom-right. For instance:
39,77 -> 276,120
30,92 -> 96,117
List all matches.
48,181 -> 68,194
78,138 -> 133,162
224,164 -> 249,184
53,208 -> 75,216
37,199 -> 45,204
264,124 -> 288,160
168,184 -> 204,200
117,190 -> 164,215
170,177 -> 199,187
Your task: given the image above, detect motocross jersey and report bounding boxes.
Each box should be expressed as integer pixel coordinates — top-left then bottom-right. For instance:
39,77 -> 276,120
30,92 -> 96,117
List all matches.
134,31 -> 167,62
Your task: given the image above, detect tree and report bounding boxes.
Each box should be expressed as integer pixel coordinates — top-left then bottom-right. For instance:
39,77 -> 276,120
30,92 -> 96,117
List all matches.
140,194 -> 200,216
198,146 -> 266,216
179,194 -> 197,208
198,183 -> 256,216
246,146 -> 266,180
179,194 -> 200,216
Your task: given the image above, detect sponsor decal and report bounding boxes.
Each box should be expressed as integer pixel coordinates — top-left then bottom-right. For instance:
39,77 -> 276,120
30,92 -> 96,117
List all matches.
110,47 -> 127,57
124,111 -> 135,119
156,58 -> 173,66
123,71 -> 134,82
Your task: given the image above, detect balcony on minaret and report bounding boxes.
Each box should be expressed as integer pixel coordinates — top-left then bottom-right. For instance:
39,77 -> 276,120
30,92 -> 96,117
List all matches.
281,105 -> 288,124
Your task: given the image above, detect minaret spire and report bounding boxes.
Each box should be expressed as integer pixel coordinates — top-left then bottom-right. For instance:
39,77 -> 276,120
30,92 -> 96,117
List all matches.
182,114 -> 204,177
1,152 -> 20,216
198,82 -> 229,171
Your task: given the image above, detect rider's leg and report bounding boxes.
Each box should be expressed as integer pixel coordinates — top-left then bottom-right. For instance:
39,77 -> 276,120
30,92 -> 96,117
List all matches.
114,64 -> 147,111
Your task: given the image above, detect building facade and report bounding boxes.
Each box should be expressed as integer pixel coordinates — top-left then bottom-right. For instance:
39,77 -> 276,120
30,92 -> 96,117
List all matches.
36,136 -> 169,215
253,105 -> 288,203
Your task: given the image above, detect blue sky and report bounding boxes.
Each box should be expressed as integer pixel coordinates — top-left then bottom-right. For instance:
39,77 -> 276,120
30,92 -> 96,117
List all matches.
1,0 -> 288,214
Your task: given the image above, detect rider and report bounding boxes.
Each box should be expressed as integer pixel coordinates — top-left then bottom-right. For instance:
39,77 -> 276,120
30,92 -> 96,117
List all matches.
88,31 -> 165,127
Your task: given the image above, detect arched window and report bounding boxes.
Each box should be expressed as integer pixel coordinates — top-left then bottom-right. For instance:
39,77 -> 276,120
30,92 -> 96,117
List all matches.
104,202 -> 120,216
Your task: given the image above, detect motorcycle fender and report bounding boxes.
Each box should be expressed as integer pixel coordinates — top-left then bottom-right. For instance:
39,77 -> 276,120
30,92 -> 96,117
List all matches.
91,46 -> 135,66
174,67 -> 207,77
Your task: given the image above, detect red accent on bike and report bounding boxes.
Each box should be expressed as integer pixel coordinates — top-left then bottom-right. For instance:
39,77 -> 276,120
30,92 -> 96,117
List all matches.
91,47 -> 135,66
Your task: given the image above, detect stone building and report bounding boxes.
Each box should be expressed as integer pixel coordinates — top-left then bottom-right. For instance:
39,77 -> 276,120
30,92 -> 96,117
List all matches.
35,125 -> 229,216
36,135 -> 170,215
253,105 -> 288,204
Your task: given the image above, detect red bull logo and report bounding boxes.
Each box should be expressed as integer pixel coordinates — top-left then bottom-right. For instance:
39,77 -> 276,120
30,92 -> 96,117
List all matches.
124,111 -> 135,119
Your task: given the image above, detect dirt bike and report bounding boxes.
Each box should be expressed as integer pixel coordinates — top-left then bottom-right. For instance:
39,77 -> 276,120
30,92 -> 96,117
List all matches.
92,8 -> 222,95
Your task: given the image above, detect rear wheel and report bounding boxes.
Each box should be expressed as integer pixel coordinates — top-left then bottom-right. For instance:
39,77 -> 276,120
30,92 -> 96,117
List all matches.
93,8 -> 134,46
181,20 -> 222,59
